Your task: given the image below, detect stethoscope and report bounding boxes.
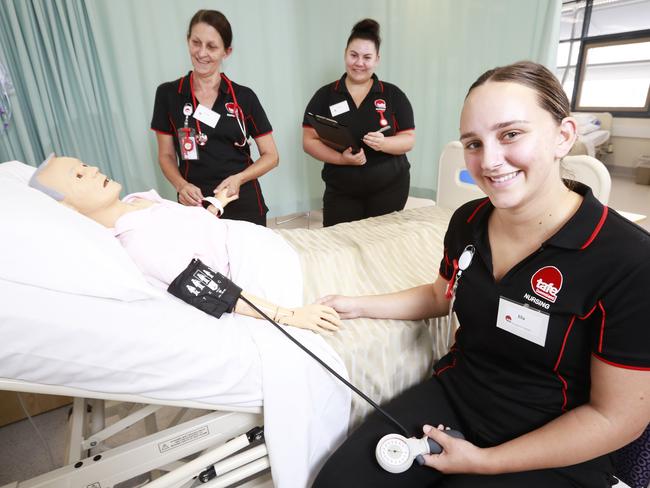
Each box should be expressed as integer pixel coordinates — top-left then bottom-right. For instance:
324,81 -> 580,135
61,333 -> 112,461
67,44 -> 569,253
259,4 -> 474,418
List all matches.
187,72 -> 248,148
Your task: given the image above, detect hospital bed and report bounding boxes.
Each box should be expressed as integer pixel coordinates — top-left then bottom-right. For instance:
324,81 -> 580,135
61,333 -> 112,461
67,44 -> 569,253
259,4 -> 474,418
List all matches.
0,160 -> 454,488
568,112 -> 613,160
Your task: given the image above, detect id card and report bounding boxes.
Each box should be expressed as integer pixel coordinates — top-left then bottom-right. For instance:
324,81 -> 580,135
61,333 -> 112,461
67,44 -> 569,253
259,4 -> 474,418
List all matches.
193,103 -> 221,128
496,296 -> 549,347
178,127 -> 198,160
329,100 -> 350,117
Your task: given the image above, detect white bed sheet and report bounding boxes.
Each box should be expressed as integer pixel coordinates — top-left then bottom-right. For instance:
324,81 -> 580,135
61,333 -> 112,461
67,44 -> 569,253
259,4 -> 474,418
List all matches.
0,274 -> 350,487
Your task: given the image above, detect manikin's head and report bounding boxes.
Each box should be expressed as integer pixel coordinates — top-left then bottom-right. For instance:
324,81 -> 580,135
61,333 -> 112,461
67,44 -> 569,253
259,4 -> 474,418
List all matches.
28,155 -> 122,221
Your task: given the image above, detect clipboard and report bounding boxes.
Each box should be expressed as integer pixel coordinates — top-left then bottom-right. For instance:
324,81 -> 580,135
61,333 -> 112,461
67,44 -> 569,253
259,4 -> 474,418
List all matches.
306,112 -> 360,153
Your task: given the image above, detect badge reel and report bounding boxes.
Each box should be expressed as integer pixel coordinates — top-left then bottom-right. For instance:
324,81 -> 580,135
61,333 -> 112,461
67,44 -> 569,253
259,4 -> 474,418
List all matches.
376,430 -> 465,473
179,103 -> 199,160
447,245 -> 475,332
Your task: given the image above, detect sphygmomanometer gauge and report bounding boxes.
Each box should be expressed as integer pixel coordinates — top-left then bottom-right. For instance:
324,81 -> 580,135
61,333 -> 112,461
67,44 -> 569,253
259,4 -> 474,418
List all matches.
376,434 -> 415,473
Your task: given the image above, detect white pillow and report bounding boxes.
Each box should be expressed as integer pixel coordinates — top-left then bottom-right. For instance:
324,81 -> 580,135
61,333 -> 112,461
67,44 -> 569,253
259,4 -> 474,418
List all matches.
0,160 -> 37,183
0,161 -> 160,301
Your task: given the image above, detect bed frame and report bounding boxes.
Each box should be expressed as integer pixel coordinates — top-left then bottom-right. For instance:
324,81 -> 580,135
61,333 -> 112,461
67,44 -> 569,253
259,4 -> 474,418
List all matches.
0,378 -> 271,488
1,204 -> 455,488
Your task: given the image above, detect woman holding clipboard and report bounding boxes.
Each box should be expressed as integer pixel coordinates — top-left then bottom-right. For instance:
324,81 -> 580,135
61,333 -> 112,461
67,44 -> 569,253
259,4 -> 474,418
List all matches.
302,19 -> 415,227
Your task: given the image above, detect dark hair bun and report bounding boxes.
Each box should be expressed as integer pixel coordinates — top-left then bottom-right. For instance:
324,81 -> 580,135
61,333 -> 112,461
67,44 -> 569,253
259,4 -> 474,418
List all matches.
352,18 -> 380,36
347,18 -> 381,51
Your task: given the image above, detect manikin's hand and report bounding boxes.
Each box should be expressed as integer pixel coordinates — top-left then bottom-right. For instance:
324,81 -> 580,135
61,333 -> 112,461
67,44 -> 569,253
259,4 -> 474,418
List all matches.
178,182 -> 204,206
362,130 -> 386,152
316,295 -> 361,320
203,189 -> 239,217
339,147 -> 366,166
276,304 -> 342,334
215,174 -> 243,198
421,424 -> 485,474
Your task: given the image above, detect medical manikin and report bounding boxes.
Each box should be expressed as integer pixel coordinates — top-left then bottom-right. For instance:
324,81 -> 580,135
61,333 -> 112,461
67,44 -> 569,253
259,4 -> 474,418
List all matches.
29,155 -> 341,334
28,155 -> 352,488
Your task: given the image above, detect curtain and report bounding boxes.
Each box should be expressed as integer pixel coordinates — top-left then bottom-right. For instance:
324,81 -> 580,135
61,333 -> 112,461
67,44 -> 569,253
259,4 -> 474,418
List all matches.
0,0 -> 561,211
0,0 -> 139,188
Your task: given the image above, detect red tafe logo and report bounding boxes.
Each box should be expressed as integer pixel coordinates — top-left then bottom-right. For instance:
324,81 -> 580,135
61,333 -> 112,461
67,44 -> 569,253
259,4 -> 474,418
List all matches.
374,99 -> 386,110
531,266 -> 563,303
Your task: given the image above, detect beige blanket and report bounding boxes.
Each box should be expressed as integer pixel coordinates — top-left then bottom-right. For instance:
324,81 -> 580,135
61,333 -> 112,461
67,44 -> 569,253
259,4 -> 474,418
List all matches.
277,205 -> 453,427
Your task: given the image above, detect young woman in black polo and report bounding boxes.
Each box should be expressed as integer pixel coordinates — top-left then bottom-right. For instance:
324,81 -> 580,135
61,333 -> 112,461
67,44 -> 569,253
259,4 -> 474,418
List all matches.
151,10 -> 278,226
312,61 -> 650,487
302,19 -> 415,227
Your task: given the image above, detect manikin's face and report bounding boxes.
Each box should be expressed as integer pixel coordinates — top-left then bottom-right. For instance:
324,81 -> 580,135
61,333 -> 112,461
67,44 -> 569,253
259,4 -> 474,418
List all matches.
37,157 -> 121,216
459,81 -> 570,211
188,22 -> 231,77
344,39 -> 379,84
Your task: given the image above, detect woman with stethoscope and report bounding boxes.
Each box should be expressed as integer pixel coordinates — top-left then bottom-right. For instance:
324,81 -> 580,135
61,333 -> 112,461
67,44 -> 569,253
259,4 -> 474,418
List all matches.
302,18 -> 415,227
151,9 -> 278,226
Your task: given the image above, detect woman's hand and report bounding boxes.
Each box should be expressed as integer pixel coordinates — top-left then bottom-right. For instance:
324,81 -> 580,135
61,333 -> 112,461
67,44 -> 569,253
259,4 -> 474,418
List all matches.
276,304 -> 343,334
213,188 -> 240,206
421,424 -> 486,474
178,182 -> 204,206
362,130 -> 386,152
339,147 -> 366,166
316,295 -> 362,319
215,174 -> 243,198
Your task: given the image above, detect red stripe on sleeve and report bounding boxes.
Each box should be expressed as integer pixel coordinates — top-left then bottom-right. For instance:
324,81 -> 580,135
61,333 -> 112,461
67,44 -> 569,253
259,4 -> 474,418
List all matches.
592,353 -> 650,371
597,300 -> 606,353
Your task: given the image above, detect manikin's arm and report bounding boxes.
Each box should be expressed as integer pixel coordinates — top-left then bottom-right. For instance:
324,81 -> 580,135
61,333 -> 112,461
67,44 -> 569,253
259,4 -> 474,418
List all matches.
235,291 -> 342,334
203,188 -> 239,217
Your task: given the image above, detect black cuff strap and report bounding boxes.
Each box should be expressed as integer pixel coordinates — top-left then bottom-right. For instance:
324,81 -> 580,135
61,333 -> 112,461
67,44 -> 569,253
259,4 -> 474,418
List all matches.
167,258 -> 242,318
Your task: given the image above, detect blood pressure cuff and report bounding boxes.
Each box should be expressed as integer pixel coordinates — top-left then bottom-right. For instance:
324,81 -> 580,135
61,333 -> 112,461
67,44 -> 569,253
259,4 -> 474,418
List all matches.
167,258 -> 242,318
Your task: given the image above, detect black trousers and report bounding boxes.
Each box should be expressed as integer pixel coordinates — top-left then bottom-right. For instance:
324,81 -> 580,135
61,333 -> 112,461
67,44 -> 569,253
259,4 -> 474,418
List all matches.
322,160 -> 410,227
312,376 -> 615,488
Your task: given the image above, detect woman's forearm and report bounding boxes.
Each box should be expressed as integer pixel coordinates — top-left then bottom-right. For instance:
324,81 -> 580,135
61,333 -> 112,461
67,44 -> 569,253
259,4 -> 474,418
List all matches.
479,403 -> 647,475
303,134 -> 344,164
379,130 -> 415,155
356,282 -> 449,321
159,154 -> 187,191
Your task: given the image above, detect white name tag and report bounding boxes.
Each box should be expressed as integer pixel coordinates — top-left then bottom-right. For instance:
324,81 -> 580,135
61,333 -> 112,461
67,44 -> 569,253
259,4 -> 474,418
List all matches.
329,100 -> 350,117
496,297 -> 549,347
193,104 -> 221,128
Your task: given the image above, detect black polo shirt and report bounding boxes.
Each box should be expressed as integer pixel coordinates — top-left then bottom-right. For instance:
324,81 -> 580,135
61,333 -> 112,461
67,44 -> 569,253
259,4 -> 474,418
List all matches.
303,74 -> 414,193
434,183 -> 650,447
151,71 -> 272,196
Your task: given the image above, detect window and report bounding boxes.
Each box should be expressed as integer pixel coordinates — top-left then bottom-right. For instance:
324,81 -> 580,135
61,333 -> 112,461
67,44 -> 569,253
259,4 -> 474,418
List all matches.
557,0 -> 650,117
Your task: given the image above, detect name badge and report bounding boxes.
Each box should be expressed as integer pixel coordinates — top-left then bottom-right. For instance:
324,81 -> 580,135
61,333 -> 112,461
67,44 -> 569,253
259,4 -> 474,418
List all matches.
193,104 -> 221,128
496,297 -> 549,347
329,100 -> 350,117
